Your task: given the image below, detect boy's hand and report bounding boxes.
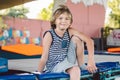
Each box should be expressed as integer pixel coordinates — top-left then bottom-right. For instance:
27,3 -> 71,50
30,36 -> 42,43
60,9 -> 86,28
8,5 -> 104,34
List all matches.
86,61 -> 97,73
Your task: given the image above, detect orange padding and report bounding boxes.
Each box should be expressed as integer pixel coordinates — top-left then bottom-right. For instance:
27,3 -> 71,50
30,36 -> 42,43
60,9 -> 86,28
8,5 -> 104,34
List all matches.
107,47 -> 120,52
2,44 -> 43,56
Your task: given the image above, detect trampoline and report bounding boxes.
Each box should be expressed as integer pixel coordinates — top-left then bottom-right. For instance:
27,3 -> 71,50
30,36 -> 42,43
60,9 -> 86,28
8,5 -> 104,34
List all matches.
0,58 -> 8,73
0,61 -> 120,80
0,44 -> 42,59
0,70 -> 36,80
34,61 -> 120,80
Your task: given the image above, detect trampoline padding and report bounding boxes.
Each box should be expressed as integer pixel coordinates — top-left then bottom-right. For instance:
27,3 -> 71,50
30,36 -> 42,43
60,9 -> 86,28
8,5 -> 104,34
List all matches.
1,44 -> 43,56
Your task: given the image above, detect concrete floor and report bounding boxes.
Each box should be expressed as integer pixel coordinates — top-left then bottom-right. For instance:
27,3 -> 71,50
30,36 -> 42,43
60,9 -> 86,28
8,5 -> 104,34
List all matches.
8,54 -> 120,72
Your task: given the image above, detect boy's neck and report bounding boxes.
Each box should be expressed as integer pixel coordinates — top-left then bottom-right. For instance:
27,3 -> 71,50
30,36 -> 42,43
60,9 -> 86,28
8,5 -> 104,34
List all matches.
54,28 -> 66,37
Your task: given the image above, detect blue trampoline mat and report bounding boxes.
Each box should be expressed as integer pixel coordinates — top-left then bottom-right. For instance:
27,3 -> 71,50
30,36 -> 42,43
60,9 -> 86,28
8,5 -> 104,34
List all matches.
0,70 -> 36,80
35,61 -> 120,80
84,50 -> 120,55
0,62 -> 120,80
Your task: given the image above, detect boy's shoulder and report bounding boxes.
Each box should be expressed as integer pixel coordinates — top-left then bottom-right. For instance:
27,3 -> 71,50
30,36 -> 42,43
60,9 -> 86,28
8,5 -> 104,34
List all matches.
43,29 -> 53,37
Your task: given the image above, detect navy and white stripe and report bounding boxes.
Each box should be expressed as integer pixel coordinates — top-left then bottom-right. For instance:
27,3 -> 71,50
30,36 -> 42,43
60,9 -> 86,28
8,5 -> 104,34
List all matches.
44,29 -> 70,72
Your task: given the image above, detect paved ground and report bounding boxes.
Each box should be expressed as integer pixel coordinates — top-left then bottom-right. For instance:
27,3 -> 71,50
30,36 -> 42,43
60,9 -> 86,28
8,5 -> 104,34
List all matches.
8,54 -> 120,72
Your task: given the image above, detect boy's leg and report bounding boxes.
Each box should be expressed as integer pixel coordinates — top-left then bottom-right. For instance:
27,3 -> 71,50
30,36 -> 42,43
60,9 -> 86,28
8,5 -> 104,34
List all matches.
66,36 -> 83,80
71,36 -> 85,67
66,35 -> 88,80
66,66 -> 80,80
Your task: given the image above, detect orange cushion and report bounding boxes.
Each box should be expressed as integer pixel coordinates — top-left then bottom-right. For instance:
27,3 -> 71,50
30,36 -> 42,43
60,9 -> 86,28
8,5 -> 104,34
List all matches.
107,47 -> 120,52
2,44 -> 43,56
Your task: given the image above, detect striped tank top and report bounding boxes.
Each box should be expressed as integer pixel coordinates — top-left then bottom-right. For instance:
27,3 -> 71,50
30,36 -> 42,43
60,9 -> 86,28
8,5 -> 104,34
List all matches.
44,29 -> 70,72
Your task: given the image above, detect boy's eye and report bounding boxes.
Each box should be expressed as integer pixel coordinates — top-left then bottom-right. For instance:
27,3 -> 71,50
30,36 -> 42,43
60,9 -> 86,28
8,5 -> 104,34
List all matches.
66,18 -> 70,20
58,17 -> 70,20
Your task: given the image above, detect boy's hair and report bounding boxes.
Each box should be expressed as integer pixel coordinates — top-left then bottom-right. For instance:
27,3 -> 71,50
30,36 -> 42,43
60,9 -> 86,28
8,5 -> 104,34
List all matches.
50,5 -> 73,29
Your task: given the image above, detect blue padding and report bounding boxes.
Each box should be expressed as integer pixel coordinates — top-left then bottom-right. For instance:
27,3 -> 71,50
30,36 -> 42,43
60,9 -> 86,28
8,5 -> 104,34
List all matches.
35,70 -> 92,79
35,61 -> 120,80
81,70 -> 90,75
37,72 -> 69,79
35,70 -> 91,79
96,62 -> 120,72
0,62 -> 119,80
0,58 -> 8,73
85,50 -> 120,55
0,74 -> 36,80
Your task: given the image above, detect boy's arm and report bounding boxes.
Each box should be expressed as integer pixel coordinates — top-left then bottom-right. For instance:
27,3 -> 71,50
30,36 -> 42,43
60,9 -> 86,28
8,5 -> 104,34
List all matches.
69,28 -> 97,73
38,32 -> 52,73
85,38 -> 97,73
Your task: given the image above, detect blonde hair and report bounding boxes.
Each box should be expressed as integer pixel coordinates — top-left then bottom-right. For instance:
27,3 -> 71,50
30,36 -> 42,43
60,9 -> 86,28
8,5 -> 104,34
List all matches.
50,5 -> 73,29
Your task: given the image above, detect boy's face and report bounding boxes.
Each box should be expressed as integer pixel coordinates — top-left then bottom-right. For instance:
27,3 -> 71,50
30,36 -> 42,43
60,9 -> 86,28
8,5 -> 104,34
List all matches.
55,12 -> 71,31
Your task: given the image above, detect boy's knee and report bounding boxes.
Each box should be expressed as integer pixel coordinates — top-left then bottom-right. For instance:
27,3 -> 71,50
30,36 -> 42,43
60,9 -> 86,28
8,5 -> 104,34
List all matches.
68,66 -> 80,74
71,36 -> 82,44
67,66 -> 80,73
73,66 -> 80,71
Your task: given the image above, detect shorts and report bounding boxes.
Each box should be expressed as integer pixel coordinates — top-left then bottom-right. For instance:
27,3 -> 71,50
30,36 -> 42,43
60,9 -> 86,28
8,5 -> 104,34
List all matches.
52,41 -> 77,73
52,58 -> 77,73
